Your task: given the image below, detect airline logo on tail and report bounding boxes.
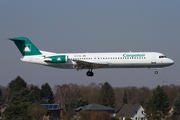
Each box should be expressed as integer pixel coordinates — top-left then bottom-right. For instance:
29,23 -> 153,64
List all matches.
23,44 -> 31,52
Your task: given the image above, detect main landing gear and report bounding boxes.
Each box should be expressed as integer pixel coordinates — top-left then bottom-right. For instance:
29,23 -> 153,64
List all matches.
86,69 -> 94,77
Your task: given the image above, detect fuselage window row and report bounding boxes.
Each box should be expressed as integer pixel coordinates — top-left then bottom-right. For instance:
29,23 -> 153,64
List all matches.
70,57 -> 146,60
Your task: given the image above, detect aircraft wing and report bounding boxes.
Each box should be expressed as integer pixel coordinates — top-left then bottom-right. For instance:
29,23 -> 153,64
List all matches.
73,60 -> 109,70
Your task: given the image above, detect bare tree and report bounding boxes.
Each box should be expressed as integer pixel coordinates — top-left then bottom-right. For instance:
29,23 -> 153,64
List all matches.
1,87 -> 10,102
163,84 -> 180,107
29,106 -> 47,120
54,83 -> 80,110
78,83 -> 101,104
114,87 -> 124,109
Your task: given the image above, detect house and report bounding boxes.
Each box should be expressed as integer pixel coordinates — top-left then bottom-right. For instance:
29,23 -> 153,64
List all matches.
74,103 -> 115,112
118,103 -> 147,120
166,106 -> 173,118
41,104 -> 63,120
74,103 -> 115,119
0,102 -> 8,119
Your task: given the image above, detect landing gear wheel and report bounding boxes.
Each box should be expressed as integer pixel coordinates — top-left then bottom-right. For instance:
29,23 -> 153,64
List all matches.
86,71 -> 90,76
86,71 -> 94,77
155,71 -> 158,74
91,72 -> 94,76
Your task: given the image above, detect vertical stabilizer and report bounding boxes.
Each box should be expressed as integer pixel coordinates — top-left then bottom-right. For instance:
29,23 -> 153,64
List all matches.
9,37 -> 42,56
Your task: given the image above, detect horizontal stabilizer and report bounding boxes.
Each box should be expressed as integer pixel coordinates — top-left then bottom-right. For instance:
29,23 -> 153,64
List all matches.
8,38 -> 25,41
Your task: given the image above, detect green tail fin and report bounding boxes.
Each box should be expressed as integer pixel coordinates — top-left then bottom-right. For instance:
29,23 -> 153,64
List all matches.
9,37 -> 42,56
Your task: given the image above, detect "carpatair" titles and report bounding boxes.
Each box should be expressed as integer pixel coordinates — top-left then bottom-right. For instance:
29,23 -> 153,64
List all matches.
123,53 -> 146,57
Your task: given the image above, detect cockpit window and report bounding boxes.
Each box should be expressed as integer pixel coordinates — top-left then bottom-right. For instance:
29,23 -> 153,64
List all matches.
159,56 -> 166,58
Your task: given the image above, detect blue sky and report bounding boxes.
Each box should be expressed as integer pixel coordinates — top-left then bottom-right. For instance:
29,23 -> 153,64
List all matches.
0,1 -> 180,88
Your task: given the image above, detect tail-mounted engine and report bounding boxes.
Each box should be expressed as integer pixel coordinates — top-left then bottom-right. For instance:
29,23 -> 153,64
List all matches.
44,55 -> 68,63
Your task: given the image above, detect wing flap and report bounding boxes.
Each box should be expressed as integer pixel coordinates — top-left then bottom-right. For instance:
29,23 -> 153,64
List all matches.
73,60 -> 108,70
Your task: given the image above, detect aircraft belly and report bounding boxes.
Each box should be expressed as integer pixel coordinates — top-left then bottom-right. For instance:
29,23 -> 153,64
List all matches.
46,63 -> 74,69
106,63 -> 161,68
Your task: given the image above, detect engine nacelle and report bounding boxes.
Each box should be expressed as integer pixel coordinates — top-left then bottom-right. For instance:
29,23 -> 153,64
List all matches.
44,55 -> 68,63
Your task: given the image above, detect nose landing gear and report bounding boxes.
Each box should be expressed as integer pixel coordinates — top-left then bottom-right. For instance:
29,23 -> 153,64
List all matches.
155,71 -> 158,74
154,68 -> 158,74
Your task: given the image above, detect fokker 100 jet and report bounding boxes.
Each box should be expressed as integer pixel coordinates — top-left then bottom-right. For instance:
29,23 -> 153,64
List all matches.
8,37 -> 174,77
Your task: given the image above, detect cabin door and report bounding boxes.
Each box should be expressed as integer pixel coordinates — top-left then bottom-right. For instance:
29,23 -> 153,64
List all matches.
151,56 -> 156,64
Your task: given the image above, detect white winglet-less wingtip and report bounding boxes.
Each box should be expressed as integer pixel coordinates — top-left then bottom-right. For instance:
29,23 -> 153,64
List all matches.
9,37 -> 174,77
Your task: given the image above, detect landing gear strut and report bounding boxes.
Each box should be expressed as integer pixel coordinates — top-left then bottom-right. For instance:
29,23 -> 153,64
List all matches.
86,69 -> 94,77
154,68 -> 158,74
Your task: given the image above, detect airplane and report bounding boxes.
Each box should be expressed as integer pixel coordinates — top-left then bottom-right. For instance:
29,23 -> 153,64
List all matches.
8,37 -> 174,77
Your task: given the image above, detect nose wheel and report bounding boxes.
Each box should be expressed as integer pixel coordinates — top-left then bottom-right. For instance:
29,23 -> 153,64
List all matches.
86,69 -> 94,77
155,71 -> 158,74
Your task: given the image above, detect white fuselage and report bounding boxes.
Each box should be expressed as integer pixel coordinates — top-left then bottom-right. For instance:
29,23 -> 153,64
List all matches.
21,51 -> 174,70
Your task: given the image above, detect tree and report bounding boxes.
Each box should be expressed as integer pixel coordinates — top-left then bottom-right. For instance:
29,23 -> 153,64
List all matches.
3,76 -> 42,120
79,83 -> 101,104
91,111 -> 110,120
163,84 -> 180,107
80,111 -> 111,120
8,76 -> 27,92
54,84 -> 80,109
98,82 -> 115,108
29,105 -> 47,120
138,86 -> 151,107
125,116 -> 132,120
173,93 -> 180,114
0,88 -> 3,102
41,83 -> 54,103
111,115 -> 119,120
29,86 -> 41,103
1,87 -> 10,102
145,85 -> 169,119
0,88 -> 2,97
3,87 -> 32,120
74,98 -> 88,108
123,89 -> 128,104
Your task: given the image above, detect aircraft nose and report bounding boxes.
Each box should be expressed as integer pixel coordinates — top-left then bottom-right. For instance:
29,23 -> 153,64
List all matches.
168,58 -> 174,65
